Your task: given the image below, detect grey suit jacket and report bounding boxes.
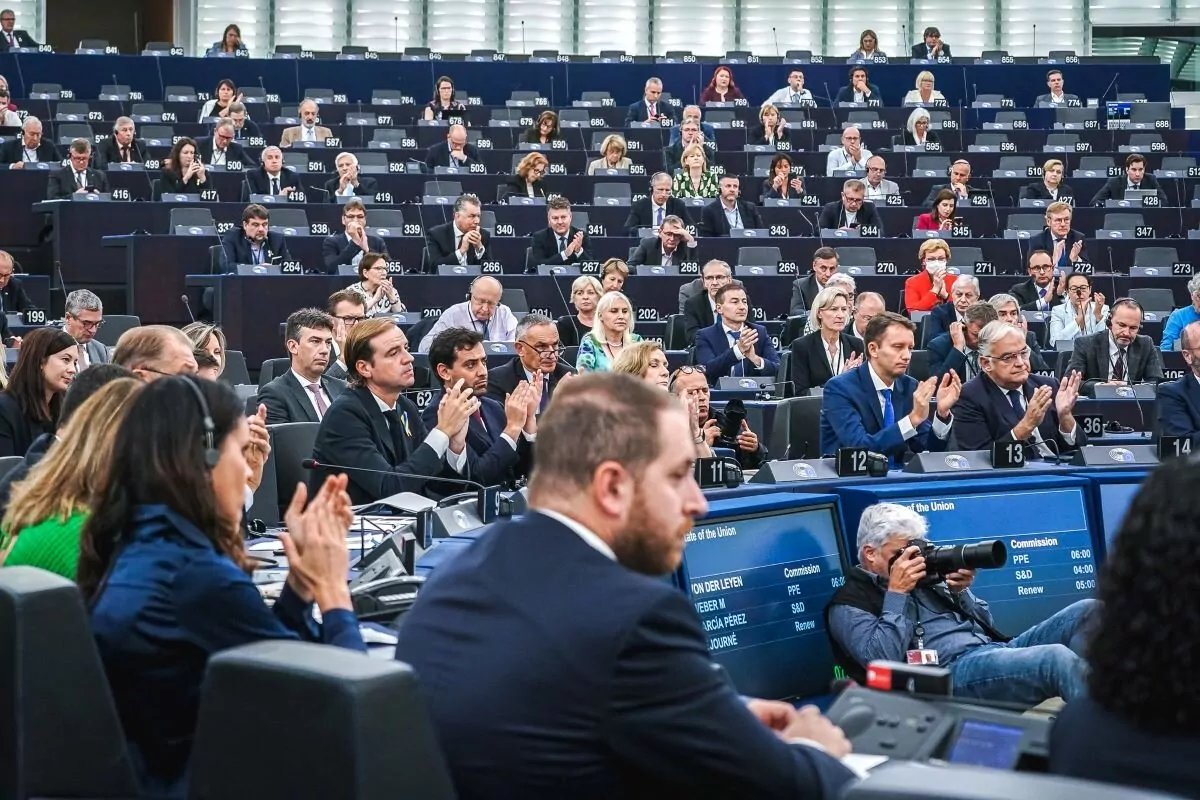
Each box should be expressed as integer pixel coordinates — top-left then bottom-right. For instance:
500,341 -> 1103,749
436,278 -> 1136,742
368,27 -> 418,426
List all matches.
677,278 -> 703,314
865,179 -> 900,198
1065,330 -> 1164,396
258,371 -> 348,424
324,360 -> 349,382
80,339 -> 110,369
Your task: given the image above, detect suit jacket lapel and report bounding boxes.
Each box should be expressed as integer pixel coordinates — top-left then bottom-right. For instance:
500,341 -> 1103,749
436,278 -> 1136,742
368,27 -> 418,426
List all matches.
286,374 -> 319,423
1185,377 -> 1200,424
984,375 -> 1023,431
857,364 -> 885,428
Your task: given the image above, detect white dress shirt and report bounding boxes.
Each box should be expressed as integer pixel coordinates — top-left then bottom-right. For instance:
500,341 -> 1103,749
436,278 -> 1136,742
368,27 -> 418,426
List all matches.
902,89 -> 946,105
723,323 -> 764,373
764,87 -> 814,106
826,147 -> 873,175
370,389 -> 468,472
452,222 -> 486,266
867,363 -> 951,441
417,300 -> 520,352
822,336 -> 845,374
291,369 -> 331,420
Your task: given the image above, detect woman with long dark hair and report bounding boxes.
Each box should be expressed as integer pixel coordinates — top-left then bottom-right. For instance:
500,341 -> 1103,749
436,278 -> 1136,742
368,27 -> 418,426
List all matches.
0,327 -> 75,457
157,137 -> 207,196
1049,462 -> 1200,797
80,377 -> 365,797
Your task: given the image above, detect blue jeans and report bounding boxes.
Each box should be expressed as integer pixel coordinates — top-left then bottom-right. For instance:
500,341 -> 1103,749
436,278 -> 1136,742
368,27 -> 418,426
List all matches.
947,599 -> 1097,706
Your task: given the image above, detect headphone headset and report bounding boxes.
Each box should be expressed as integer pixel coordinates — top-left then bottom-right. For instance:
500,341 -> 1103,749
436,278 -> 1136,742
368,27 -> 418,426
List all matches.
465,274 -> 486,300
180,376 -> 221,469
1106,297 -> 1143,330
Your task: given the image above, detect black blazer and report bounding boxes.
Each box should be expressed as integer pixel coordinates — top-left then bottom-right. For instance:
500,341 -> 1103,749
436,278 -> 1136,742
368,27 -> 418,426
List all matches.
423,141 -> 483,171
0,29 -> 38,51
95,137 -> 149,168
320,233 -> 387,274
0,392 -> 54,458
257,372 -> 347,425
624,99 -> 677,124
682,291 -> 716,345
0,277 -> 34,314
1019,181 -> 1075,202
817,199 -> 884,233
195,137 -> 247,167
627,237 -> 698,267
1022,228 -> 1090,267
219,228 -> 293,270
243,166 -> 301,198
954,373 -> 1086,454
662,140 -> 722,173
789,274 -> 821,316
924,303 -> 958,342
921,182 -> 977,206
911,43 -> 952,59
497,176 -> 547,203
1009,278 -> 1065,311
421,392 -> 530,486
555,315 -> 589,349
622,197 -> 691,235
529,226 -> 591,268
485,357 -> 573,407
154,171 -> 206,198
425,222 -> 491,268
0,139 -> 60,165
1066,330 -> 1165,395
228,118 -> 262,142
321,175 -> 379,202
392,512 -> 858,800
790,331 -> 865,396
747,124 -> 790,147
698,199 -> 764,237
901,130 -> 940,146
310,384 -> 466,504
46,166 -> 108,199
1089,174 -> 1167,206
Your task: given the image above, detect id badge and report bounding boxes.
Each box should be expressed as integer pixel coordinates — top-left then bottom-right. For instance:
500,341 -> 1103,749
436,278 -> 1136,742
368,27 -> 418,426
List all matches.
906,649 -> 939,665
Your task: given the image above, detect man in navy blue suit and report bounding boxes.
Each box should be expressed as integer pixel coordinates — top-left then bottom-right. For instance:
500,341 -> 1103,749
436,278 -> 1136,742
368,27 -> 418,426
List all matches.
1156,319 -> 1200,447
954,321 -> 1085,456
624,77 -> 676,125
820,312 -> 961,460
698,174 -> 765,237
924,275 -> 980,342
220,203 -> 293,271
694,281 -> 780,385
927,302 -> 997,382
421,327 -> 537,486
394,372 -> 857,799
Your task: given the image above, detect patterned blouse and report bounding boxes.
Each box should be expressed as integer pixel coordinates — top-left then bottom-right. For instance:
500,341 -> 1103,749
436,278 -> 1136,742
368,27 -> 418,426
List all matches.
576,331 -> 644,373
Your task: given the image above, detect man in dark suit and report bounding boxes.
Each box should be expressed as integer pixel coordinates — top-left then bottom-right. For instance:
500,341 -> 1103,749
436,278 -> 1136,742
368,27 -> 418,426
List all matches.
47,138 -> 108,199
95,117 -> 148,168
0,250 -> 33,314
311,317 -> 474,505
622,172 -> 692,235
925,276 -> 981,342
393,372 -> 856,799
242,145 -> 302,199
1022,201 -> 1089,270
928,302 -> 997,382
0,116 -> 60,168
662,119 -> 722,172
325,289 -> 367,382
623,77 -> 676,125
698,175 -> 764,237
321,197 -> 387,275
196,120 -> 247,167
1089,153 -> 1167,206
1034,70 -> 1082,107
817,179 -> 884,234
911,27 -> 951,59
921,159 -> 977,206
0,9 -> 37,50
820,312 -> 962,460
1156,320 -> 1200,446
1009,249 -> 1066,312
528,196 -> 591,270
219,203 -> 293,270
422,327 -> 535,486
423,124 -> 482,171
323,151 -> 379,202
425,193 -> 491,270
258,308 -> 347,424
63,289 -> 110,370
682,259 -> 731,344
628,215 -> 699,267
486,313 -> 574,413
695,281 -> 780,385
226,102 -> 263,142
989,293 -> 1053,373
1066,298 -> 1165,396
789,248 -> 840,316
955,320 -> 1086,456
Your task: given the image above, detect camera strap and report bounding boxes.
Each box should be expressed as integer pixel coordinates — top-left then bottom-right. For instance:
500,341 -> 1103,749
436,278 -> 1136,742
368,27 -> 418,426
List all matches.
921,585 -> 1012,644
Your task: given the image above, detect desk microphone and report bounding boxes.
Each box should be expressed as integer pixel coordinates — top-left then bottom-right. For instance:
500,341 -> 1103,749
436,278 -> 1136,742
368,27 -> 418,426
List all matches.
300,458 -> 500,523
772,27 -> 780,58
181,293 -> 196,322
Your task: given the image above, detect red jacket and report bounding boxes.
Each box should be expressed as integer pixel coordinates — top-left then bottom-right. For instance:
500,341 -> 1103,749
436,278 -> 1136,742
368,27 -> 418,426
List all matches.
904,270 -> 958,313
915,213 -> 949,231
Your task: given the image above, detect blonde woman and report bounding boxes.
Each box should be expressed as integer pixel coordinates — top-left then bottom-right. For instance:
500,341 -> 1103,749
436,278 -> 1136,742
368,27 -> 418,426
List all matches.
749,103 -> 790,147
903,71 -> 945,105
499,151 -> 548,202
612,340 -> 670,389
556,275 -> 603,347
671,143 -> 719,198
587,134 -> 632,175
576,291 -> 641,373
791,286 -> 865,396
182,322 -> 227,379
1020,158 -> 1075,203
0,378 -> 140,577
600,258 -> 629,293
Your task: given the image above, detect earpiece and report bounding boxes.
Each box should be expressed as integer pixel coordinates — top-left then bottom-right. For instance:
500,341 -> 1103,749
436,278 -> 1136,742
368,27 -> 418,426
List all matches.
465,274 -> 484,301
180,376 -> 220,469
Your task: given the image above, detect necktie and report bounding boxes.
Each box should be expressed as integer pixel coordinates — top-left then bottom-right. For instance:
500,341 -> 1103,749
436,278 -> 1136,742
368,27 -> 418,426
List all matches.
305,126 -> 314,141
728,329 -> 742,376
271,176 -> 280,194
790,92 -> 799,104
75,171 -> 85,188
478,319 -> 490,340
655,206 -> 664,227
306,383 -> 328,418
967,351 -> 979,378
5,33 -> 12,47
1007,389 -> 1024,416
881,387 -> 898,467
77,343 -> 87,369
382,409 -> 410,460
121,146 -> 129,163
1132,183 -> 1140,191
1038,287 -> 1048,310
649,102 -> 657,118
558,235 -> 567,254
1113,348 -> 1127,380
473,409 -> 486,433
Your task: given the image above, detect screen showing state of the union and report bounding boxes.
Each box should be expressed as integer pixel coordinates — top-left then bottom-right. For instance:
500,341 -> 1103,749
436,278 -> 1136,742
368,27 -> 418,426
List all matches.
679,498 -> 848,702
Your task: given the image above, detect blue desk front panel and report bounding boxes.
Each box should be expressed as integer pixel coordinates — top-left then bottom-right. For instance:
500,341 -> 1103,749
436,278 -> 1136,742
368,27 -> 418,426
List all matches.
1070,469 -> 1150,558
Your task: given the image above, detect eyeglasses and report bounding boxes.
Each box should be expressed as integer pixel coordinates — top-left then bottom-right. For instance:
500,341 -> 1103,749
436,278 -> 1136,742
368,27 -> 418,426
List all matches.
519,340 -> 564,357
1029,263 -> 1054,273
335,314 -> 366,325
68,315 -> 103,330
668,364 -> 707,389
470,296 -> 499,308
987,348 -> 1031,364
1068,287 -> 1091,295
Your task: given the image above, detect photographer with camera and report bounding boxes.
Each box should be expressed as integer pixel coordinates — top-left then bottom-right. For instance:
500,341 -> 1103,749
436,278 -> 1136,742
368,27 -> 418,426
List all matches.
669,365 -> 765,469
826,502 -> 1096,707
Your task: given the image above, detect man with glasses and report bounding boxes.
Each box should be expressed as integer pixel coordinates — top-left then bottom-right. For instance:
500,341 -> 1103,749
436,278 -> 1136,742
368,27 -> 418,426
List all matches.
62,289 -> 108,370
112,325 -> 199,381
955,321 -> 1085,457
1026,201 -> 1087,270
417,275 -> 517,352
623,172 -> 692,236
1156,320 -> 1200,446
669,365 -> 765,468
1049,271 -> 1108,345
862,156 -> 898,201
486,313 -> 575,412
197,119 -> 246,168
825,126 -> 872,175
0,9 -> 38,51
47,138 -> 107,199
325,290 -> 367,381
424,124 -> 482,171
987,293 -> 1052,372
683,260 -> 731,344
817,179 -> 884,235
0,116 -> 59,168
629,214 -> 698,268
1010,250 -> 1066,313
321,198 -> 387,274
1067,298 -> 1164,397
927,276 -> 980,342
928,302 -> 997,383
225,101 -> 262,141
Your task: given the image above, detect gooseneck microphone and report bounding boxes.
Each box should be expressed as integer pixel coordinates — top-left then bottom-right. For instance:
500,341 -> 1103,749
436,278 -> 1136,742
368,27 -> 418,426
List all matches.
300,458 -> 499,522
180,293 -> 196,322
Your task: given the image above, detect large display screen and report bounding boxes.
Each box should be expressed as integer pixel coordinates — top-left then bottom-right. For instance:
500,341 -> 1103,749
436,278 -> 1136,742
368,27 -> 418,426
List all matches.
679,502 -> 848,701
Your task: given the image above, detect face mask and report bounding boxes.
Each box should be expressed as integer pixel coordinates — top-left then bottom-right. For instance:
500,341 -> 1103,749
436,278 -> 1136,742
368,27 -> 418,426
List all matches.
925,259 -> 946,274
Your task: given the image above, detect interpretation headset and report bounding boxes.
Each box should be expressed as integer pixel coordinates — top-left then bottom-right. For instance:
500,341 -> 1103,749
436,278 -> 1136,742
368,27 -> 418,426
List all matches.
180,376 -> 221,469
1106,297 -> 1143,330
465,274 -> 487,300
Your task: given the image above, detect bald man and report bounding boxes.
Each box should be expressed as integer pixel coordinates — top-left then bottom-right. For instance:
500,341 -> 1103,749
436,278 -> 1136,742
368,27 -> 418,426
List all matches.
418,276 -> 519,352
112,325 -> 199,381
1156,319 -> 1200,449
425,123 -> 483,171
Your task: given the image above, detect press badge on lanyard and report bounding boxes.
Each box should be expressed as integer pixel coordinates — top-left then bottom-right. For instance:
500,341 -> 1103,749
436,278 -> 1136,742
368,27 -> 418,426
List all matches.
907,624 -> 939,665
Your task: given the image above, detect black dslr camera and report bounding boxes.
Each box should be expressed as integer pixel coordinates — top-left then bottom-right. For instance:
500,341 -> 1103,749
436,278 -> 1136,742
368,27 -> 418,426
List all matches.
715,398 -> 747,446
888,538 -> 1008,584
